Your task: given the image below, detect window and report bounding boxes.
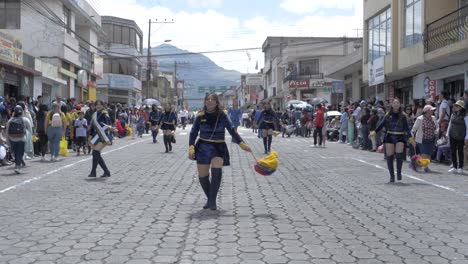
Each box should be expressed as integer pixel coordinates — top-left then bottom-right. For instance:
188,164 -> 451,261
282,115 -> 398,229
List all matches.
0,0 -> 20,29
63,5 -> 71,34
404,0 -> 422,47
122,26 -> 130,45
299,59 -> 319,76
102,23 -> 113,42
367,7 -> 392,62
113,25 -> 122,43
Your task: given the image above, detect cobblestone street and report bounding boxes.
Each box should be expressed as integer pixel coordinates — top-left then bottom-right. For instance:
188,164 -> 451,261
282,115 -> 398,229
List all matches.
1,127 -> 468,264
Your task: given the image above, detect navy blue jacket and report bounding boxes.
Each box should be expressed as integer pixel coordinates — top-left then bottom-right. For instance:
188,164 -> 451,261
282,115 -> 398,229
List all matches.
189,111 -> 243,145
375,112 -> 412,138
149,110 -> 163,126
90,111 -> 111,137
158,111 -> 178,126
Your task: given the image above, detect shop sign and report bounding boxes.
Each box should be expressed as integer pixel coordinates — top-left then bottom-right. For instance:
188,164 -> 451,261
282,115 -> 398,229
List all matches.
0,31 -> 22,66
289,79 -> 309,89
331,81 -> 344,93
368,56 -> 384,86
388,82 -> 395,101
423,77 -> 437,101
60,68 -> 78,79
245,74 -> 263,86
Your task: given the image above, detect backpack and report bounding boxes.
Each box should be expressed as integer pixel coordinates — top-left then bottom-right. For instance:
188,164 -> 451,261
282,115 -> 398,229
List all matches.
51,113 -> 63,127
8,118 -> 25,138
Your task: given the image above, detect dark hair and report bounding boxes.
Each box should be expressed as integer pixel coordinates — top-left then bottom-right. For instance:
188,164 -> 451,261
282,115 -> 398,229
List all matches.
316,103 -> 322,108
203,93 -> 223,114
95,100 -> 104,106
60,105 -> 68,113
441,91 -> 449,99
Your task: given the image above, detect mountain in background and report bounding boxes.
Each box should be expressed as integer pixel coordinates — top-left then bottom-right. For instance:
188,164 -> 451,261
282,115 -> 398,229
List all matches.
147,44 -> 242,89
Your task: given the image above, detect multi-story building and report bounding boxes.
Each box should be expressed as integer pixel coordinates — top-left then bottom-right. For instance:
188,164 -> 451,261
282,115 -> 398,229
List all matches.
97,16 -> 143,106
364,0 -> 468,105
262,37 -> 362,109
1,0 -> 103,104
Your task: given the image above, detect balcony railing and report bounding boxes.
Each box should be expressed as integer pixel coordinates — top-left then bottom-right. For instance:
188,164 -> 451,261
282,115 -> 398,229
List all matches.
425,4 -> 468,53
283,72 -> 323,83
79,46 -> 93,71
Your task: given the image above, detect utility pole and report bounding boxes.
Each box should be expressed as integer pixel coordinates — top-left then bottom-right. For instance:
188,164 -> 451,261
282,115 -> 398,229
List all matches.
146,18 -> 174,100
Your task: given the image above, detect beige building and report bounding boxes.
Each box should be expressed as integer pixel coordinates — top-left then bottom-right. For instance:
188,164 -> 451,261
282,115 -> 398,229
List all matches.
364,0 -> 468,105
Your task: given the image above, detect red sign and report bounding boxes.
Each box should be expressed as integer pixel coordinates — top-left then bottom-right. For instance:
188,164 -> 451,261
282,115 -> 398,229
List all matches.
289,80 -> 309,89
428,80 -> 437,101
388,82 -> 395,101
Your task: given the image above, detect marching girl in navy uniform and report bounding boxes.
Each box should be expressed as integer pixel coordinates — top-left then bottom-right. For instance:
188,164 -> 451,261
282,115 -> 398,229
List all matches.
88,100 -> 112,177
158,104 -> 178,153
189,93 -> 252,210
149,104 -> 162,143
372,99 -> 415,183
258,102 -> 279,154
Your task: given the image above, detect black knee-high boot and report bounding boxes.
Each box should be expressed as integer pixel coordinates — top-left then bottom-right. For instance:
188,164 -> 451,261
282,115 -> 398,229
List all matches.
208,168 -> 222,210
199,176 -> 210,209
263,137 -> 268,154
396,153 -> 404,181
168,137 -> 172,151
163,135 -> 169,152
267,135 -> 273,152
97,153 -> 110,177
387,154 -> 395,182
88,150 -> 99,177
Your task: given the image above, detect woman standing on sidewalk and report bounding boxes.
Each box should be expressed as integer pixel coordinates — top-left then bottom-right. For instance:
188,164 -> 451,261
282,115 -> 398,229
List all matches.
45,103 -> 67,162
158,104 -> 178,153
411,105 -> 438,172
6,106 -> 32,174
372,99 -> 415,183
447,100 -> 468,174
36,104 -> 49,161
257,102 -> 279,154
88,100 -> 112,178
189,93 -> 252,210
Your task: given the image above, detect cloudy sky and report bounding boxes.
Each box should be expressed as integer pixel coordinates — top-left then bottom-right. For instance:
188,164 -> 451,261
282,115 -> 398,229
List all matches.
88,0 -> 363,73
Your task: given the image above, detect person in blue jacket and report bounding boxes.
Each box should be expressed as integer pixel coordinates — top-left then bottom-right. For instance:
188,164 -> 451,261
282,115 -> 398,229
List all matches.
88,100 -> 112,178
372,99 -> 415,183
158,103 -> 178,153
228,101 -> 242,132
149,104 -> 163,143
189,93 -> 252,210
258,102 -> 279,154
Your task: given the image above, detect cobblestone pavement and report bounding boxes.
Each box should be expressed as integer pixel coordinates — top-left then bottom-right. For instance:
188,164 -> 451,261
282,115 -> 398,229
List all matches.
1,126 -> 468,264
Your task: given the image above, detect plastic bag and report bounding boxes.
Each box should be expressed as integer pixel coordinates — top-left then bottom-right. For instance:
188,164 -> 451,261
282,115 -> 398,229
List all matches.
59,137 -> 68,157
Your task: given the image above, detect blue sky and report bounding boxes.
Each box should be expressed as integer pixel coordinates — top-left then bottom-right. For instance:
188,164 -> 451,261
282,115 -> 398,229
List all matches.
94,0 -> 362,73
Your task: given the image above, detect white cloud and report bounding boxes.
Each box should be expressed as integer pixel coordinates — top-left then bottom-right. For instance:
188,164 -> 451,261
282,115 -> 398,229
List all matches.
280,0 -> 362,14
187,0 -> 223,8
96,0 -> 362,74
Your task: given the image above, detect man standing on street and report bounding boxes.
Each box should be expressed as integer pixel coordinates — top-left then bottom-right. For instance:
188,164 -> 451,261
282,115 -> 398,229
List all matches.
179,107 -> 188,129
313,103 -> 325,147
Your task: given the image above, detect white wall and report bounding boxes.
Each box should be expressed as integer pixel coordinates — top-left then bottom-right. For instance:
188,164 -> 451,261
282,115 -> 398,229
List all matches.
413,62 -> 468,98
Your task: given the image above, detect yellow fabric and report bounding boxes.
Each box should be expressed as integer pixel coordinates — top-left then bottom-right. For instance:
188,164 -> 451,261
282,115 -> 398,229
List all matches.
239,142 -> 249,151
408,137 -> 415,145
189,145 -> 195,154
59,137 -> 68,157
32,134 -> 37,143
46,112 -> 67,126
370,131 -> 376,137
258,151 -> 279,170
417,158 -> 430,167
272,131 -> 281,137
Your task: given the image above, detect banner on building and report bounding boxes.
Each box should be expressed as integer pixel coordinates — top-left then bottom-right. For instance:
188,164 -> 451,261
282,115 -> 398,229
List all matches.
0,31 -> 23,65
289,80 -> 309,89
245,74 -> 263,86
368,56 -> 384,86
423,77 -> 437,101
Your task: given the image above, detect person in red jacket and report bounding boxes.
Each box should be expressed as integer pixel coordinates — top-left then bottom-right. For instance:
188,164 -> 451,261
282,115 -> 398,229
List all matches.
313,103 -> 325,147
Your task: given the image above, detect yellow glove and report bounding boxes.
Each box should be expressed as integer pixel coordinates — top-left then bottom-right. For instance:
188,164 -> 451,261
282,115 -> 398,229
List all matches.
239,142 -> 250,151
408,137 -> 415,145
188,145 -> 195,154
370,131 -> 376,137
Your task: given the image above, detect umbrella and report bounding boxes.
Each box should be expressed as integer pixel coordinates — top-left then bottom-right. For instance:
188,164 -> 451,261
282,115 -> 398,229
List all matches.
310,98 -> 328,105
142,98 -> 161,106
327,111 -> 342,117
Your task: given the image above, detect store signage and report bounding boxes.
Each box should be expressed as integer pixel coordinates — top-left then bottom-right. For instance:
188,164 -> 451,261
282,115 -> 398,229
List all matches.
289,80 -> 309,89
423,77 -> 437,101
368,56 -> 384,86
331,81 -> 344,93
60,68 -> 78,79
198,86 -> 228,93
0,31 -> 22,66
245,74 -> 263,86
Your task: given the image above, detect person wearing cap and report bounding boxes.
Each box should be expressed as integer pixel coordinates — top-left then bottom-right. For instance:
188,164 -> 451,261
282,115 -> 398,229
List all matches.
371,99 -> 415,183
6,106 -> 32,174
446,100 -> 468,174
411,105 -> 438,172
